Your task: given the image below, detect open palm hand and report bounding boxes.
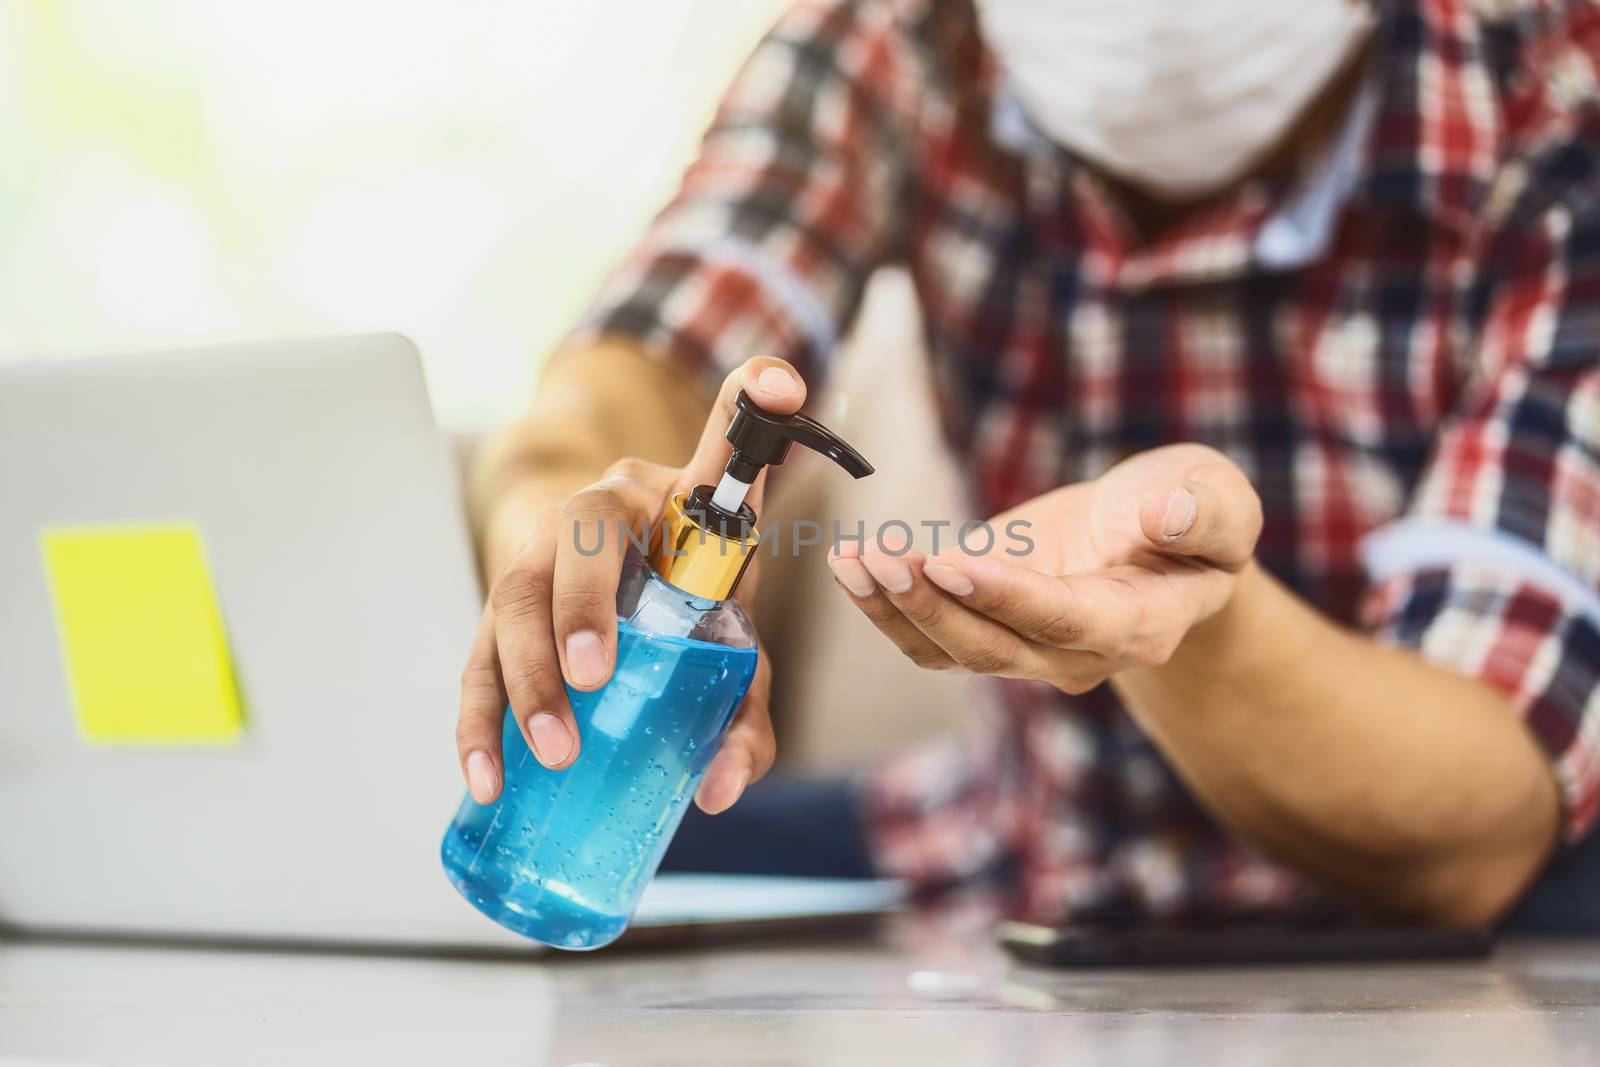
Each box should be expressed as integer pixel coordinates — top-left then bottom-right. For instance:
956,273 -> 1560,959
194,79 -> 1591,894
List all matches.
829,444 -> 1262,693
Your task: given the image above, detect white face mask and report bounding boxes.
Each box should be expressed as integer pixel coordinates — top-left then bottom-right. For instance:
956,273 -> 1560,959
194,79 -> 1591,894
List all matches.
975,0 -> 1376,200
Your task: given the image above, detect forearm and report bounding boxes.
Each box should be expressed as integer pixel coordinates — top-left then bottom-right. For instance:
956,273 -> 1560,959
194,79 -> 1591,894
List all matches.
470,339 -> 710,579
1114,563 -> 1560,926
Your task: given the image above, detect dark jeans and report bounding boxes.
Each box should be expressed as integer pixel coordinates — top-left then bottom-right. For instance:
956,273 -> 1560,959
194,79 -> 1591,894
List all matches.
663,775 -> 1600,935
1506,830 -> 1600,934
661,775 -> 877,880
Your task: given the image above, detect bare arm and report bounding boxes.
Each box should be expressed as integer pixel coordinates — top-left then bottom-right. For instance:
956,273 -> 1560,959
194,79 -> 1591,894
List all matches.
1114,563 -> 1558,927
469,340 -> 709,581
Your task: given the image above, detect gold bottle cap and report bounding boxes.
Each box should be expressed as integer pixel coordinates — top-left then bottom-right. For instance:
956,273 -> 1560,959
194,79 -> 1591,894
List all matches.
646,491 -> 759,601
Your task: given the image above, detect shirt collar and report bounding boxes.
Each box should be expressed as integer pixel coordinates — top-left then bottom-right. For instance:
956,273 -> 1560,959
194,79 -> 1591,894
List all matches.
1255,75 -> 1381,271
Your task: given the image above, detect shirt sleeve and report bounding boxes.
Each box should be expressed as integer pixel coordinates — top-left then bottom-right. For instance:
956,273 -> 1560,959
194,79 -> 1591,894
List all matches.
566,0 -> 916,393
1360,207 -> 1600,844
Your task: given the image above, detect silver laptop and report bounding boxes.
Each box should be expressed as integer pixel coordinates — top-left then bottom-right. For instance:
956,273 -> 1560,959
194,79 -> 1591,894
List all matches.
0,334 -> 897,951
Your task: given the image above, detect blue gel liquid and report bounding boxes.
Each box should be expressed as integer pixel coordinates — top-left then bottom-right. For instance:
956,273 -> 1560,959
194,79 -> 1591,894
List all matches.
441,621 -> 758,949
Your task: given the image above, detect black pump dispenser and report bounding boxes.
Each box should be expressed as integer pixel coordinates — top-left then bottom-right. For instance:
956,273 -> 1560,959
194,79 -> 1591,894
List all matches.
720,390 -> 875,486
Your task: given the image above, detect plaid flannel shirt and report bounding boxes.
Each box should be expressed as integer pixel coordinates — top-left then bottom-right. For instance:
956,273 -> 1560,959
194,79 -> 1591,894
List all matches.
574,0 -> 1600,922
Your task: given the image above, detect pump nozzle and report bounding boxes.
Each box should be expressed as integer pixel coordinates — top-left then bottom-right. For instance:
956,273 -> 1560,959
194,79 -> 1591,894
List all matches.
709,391 -> 874,513
723,390 -> 874,483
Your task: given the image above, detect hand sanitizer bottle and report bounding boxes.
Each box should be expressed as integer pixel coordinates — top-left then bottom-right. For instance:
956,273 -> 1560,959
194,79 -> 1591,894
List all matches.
440,391 -> 873,949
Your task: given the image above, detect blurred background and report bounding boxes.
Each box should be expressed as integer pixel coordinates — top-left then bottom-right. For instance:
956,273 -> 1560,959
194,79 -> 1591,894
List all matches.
0,0 -> 973,768
0,0 -> 788,431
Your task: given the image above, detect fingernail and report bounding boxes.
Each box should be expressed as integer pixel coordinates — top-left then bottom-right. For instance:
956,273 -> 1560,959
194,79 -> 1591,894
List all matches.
923,562 -> 974,597
830,558 -> 877,598
863,552 -> 913,594
528,713 -> 574,768
1162,488 -> 1197,539
565,630 -> 606,688
466,750 -> 498,803
757,366 -> 797,397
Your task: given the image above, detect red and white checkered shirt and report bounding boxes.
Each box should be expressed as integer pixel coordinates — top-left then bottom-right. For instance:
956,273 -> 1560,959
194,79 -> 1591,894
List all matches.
574,0 -> 1600,922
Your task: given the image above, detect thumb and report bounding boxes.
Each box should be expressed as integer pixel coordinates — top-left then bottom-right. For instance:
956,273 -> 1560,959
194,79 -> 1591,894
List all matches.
1137,467 -> 1261,571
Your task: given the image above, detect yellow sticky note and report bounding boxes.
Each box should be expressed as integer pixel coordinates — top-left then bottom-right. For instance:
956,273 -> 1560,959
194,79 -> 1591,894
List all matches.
40,524 -> 243,744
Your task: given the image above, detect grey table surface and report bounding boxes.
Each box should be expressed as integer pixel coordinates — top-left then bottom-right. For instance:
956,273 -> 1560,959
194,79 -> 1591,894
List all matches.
2,928 -> 1598,1066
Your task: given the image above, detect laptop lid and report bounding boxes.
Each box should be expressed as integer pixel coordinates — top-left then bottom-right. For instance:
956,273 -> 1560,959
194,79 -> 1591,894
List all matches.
0,333 -> 523,944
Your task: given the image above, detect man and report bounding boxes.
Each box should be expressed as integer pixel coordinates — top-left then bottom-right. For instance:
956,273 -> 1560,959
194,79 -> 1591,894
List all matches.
455,0 -> 1600,929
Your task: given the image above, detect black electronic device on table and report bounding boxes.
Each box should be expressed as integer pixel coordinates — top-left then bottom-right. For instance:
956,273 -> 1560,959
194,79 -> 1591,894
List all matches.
997,915 -> 1494,968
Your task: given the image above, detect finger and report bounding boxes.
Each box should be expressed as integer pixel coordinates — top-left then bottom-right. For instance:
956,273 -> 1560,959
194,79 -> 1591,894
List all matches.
922,552 -> 1233,667
1137,464 -> 1261,570
696,646 -> 777,814
456,606 -> 507,803
828,543 -> 956,671
863,542 -> 1051,679
827,536 -> 876,588
919,552 -> 1141,652
550,466 -> 673,693
489,509 -> 580,770
677,356 -> 807,515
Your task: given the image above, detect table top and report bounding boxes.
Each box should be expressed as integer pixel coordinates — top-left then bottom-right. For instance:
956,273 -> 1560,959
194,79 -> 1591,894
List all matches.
3,929 -> 1599,1066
